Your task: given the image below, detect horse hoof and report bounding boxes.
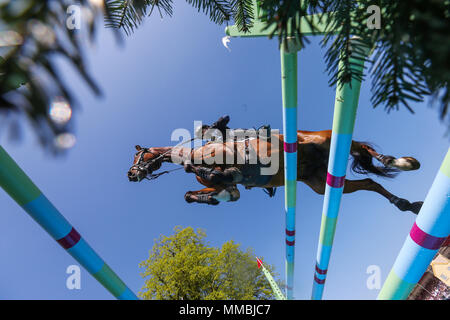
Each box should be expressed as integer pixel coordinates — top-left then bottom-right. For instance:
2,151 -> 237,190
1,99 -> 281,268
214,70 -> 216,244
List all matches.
390,196 -> 410,212
410,201 -> 423,215
184,192 -> 195,203
184,163 -> 194,173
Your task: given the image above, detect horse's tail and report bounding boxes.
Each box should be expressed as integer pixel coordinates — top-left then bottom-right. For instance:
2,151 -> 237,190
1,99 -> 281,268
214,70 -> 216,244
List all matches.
350,141 -> 399,178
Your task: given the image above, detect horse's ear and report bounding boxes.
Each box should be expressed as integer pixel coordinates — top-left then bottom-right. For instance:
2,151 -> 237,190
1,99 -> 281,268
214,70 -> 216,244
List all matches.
135,145 -> 142,151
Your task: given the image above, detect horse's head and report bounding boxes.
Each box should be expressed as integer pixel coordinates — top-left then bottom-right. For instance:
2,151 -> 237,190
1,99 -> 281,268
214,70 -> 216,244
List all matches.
127,145 -> 162,182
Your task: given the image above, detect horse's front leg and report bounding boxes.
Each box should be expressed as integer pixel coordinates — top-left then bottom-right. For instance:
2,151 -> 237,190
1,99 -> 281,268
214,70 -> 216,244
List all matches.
184,186 -> 240,205
184,163 -> 243,185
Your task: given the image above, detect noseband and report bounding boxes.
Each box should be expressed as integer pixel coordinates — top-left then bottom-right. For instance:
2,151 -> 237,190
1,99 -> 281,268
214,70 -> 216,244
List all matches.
130,138 -> 198,181
130,148 -> 162,179
130,148 -> 183,181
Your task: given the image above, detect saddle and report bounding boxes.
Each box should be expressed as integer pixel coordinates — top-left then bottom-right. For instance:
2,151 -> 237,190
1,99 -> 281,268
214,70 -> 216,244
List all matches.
203,115 -> 276,197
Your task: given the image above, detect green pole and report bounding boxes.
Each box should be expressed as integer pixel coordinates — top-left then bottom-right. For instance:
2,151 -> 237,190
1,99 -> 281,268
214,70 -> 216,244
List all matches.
281,38 -> 300,300
0,146 -> 138,299
257,257 -> 286,300
311,38 -> 369,299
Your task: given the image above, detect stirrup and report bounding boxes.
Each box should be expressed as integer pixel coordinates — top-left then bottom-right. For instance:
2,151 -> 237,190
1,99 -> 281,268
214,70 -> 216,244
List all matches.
258,125 -> 271,140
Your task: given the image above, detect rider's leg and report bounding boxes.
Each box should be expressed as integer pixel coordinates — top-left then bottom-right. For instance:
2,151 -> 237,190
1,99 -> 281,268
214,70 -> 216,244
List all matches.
184,187 -> 221,205
184,164 -> 243,185
184,186 -> 240,205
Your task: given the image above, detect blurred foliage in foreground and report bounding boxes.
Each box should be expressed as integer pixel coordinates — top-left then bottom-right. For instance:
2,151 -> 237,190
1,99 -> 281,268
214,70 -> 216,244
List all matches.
0,1 -> 449,153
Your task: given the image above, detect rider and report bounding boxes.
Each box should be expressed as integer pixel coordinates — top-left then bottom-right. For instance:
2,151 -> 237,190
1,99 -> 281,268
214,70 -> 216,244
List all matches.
195,115 -> 271,142
194,115 -> 230,141
190,115 -> 276,198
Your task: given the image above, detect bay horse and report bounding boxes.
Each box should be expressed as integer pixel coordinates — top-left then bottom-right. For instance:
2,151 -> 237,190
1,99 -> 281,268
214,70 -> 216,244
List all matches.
127,129 -> 423,214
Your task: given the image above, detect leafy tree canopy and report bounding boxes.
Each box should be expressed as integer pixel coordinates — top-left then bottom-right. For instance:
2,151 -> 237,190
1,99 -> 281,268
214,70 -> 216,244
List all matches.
139,226 -> 279,300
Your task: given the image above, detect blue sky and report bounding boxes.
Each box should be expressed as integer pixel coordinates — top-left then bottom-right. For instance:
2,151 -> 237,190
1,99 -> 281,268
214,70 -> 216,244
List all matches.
0,3 -> 448,300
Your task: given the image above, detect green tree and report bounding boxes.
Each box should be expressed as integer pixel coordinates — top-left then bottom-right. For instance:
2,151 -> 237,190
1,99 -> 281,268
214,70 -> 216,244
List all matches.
139,226 -> 279,300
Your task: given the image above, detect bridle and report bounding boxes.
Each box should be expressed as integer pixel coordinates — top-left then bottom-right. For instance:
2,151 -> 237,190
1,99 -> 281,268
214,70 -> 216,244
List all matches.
129,142 -> 191,181
129,148 -> 168,181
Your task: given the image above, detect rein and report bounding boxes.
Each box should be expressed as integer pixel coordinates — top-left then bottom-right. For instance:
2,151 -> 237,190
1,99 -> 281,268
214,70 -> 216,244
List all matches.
133,138 -> 197,181
144,167 -> 184,181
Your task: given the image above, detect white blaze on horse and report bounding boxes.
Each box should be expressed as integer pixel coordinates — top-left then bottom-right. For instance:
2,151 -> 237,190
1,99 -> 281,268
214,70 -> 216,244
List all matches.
127,116 -> 422,215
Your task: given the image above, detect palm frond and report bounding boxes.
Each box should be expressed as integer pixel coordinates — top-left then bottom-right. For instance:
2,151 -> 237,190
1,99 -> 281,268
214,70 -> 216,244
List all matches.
230,0 -> 253,32
187,0 -> 233,25
105,0 -> 173,35
0,0 -> 102,153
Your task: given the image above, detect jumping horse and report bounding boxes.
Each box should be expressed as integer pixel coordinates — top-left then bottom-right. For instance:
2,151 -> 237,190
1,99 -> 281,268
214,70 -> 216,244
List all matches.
127,124 -> 423,214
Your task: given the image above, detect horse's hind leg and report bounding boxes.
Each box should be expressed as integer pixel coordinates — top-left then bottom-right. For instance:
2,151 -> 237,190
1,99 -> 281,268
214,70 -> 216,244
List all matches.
358,143 -> 420,171
343,178 -> 423,214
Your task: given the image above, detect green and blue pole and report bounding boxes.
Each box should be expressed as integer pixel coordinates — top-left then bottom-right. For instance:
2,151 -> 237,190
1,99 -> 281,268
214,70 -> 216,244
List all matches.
378,148 -> 450,300
224,0 -> 342,300
0,146 -> 138,300
281,38 -> 300,300
311,39 -> 368,300
257,257 -> 286,300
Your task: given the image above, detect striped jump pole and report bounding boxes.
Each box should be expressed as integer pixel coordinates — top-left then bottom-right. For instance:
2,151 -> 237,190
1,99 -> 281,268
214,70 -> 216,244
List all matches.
311,38 -> 369,300
378,148 -> 450,300
281,38 -> 300,299
225,0 -> 342,300
0,146 -> 138,300
256,257 -> 286,300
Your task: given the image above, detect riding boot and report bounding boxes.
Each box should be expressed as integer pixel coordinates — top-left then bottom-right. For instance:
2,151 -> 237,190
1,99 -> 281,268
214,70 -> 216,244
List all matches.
197,167 -> 214,180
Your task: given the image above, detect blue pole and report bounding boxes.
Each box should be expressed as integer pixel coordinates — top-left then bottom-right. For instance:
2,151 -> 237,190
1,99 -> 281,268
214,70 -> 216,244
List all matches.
378,148 -> 450,299
280,38 -> 300,299
0,146 -> 138,300
312,39 -> 368,299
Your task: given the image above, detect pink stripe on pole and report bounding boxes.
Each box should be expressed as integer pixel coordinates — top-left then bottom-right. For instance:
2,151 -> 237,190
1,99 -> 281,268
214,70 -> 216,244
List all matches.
314,275 -> 325,285
443,236 -> 450,248
286,229 -> 296,236
284,142 -> 297,153
409,222 -> 447,250
326,173 -> 345,188
286,239 -> 295,246
315,263 -> 327,275
57,227 -> 81,250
